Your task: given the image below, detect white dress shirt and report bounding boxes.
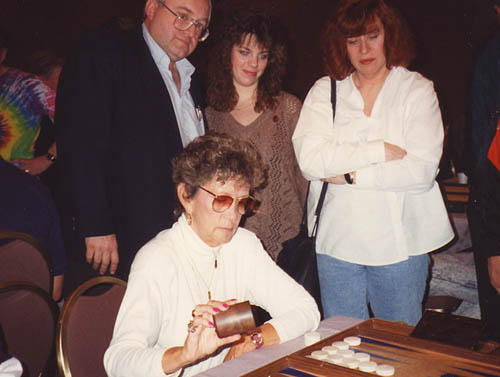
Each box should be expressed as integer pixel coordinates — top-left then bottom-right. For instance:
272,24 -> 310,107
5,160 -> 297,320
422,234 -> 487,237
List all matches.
142,24 -> 204,147
293,67 -> 454,265
0,357 -> 22,377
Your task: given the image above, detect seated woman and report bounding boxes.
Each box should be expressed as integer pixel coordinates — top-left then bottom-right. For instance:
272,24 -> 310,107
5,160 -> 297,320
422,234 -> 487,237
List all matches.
104,134 -> 320,377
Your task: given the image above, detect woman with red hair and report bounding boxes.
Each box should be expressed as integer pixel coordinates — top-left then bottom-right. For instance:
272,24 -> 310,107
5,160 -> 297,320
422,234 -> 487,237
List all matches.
293,0 -> 453,325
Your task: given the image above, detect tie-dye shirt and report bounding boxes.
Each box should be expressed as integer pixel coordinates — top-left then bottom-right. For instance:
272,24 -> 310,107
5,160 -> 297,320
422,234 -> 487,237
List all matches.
0,68 -> 55,161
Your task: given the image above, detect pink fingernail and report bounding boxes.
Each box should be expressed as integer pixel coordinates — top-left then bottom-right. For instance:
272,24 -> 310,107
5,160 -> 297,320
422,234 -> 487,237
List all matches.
222,304 -> 229,308
213,308 -> 220,313
208,321 -> 215,328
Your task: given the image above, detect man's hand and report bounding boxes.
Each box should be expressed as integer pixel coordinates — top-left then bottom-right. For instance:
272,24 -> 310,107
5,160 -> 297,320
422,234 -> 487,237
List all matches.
384,142 -> 407,162
11,156 -> 52,175
85,234 -> 119,275
488,256 -> 500,295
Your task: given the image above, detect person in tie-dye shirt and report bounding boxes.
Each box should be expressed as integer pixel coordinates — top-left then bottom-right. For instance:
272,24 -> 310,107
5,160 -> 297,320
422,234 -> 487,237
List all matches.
0,28 -> 56,176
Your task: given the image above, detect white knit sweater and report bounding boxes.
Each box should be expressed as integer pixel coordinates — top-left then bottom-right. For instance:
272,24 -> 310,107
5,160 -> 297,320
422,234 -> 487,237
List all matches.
104,214 -> 320,377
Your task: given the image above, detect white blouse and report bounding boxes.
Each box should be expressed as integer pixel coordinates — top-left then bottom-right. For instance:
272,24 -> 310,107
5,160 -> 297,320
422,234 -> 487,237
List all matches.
104,214 -> 320,377
293,67 -> 454,265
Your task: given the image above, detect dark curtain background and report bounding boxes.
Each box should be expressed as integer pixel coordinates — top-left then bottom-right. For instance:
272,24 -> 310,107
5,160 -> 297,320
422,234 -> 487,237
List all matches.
1,0 -> 498,159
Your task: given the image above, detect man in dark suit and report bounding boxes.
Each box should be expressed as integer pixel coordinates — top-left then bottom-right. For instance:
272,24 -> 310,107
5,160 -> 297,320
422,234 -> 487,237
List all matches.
56,0 -> 211,296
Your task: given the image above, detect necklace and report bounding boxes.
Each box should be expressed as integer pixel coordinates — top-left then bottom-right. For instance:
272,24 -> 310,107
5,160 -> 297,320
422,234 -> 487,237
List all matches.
184,248 -> 219,301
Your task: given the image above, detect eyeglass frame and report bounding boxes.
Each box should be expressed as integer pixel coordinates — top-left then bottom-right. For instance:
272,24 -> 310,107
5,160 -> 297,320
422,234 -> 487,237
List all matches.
157,0 -> 210,42
198,186 -> 259,215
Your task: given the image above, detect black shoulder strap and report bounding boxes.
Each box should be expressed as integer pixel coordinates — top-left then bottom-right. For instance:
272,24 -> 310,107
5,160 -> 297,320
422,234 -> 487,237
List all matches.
189,72 -> 208,131
330,77 -> 337,118
310,78 -> 336,237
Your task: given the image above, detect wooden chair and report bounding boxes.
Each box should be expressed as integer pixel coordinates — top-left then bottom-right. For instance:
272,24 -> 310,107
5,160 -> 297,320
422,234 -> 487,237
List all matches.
0,230 -> 53,296
439,178 -> 470,214
57,276 -> 127,377
0,281 -> 59,377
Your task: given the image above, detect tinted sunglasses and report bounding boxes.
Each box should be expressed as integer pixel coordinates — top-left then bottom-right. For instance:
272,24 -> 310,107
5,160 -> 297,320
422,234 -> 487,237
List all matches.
198,186 -> 259,215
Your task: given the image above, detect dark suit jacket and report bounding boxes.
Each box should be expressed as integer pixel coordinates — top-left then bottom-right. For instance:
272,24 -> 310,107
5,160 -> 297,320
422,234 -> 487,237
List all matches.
56,26 -> 205,278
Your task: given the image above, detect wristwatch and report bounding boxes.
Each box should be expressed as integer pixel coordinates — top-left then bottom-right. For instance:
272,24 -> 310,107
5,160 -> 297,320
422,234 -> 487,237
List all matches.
250,332 -> 264,349
344,172 -> 353,184
45,153 -> 56,162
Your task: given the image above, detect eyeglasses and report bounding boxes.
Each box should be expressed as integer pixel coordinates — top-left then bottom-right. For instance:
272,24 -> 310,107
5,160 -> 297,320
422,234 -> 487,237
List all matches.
198,186 -> 259,215
157,1 -> 210,42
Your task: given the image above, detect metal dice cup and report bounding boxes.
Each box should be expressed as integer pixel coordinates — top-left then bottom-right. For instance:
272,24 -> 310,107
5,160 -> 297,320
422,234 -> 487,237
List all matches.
213,301 -> 257,338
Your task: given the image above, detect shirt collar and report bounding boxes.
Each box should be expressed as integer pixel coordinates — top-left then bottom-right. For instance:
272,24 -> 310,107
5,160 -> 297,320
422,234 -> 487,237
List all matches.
142,23 -> 195,79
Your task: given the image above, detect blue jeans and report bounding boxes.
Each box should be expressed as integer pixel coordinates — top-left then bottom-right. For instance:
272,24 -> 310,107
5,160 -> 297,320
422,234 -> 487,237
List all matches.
317,253 -> 430,326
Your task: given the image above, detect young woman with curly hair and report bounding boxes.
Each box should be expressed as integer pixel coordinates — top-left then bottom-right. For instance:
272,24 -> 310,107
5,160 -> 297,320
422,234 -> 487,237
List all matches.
205,10 -> 307,261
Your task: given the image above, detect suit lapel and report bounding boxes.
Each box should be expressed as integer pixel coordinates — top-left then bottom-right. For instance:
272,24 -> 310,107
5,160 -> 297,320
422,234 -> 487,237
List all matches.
131,28 -> 184,148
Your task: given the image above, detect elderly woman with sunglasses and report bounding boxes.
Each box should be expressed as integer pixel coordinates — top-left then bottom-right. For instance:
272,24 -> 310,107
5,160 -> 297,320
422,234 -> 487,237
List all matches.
104,133 -> 320,377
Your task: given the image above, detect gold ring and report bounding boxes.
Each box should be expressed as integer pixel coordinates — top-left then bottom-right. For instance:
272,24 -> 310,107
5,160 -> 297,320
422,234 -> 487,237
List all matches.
187,320 -> 198,333
192,309 -> 197,317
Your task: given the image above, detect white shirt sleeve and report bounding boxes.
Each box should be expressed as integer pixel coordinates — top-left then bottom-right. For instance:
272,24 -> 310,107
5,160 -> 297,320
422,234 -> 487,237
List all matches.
240,235 -> 321,343
355,79 -> 444,193
292,76 -> 385,181
0,357 -> 23,377
104,252 -> 176,377
293,72 -> 443,193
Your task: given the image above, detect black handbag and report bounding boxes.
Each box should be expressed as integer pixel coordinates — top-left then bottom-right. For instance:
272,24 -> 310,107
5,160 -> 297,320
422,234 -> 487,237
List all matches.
277,78 -> 337,319
277,182 -> 328,317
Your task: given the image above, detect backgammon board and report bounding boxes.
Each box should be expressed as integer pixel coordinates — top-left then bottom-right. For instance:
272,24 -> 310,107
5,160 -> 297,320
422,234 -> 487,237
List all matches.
242,319 -> 500,377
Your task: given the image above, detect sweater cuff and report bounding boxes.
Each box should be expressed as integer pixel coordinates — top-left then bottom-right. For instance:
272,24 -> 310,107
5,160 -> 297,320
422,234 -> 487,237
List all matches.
267,315 -> 317,344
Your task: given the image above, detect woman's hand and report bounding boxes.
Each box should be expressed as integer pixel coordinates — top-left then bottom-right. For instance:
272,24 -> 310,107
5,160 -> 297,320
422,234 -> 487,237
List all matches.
191,298 -> 237,322
321,142 -> 406,186
161,299 -> 240,374
11,156 -> 53,175
321,172 -> 356,185
321,175 -> 347,184
384,142 -> 407,162
223,332 -> 257,361
224,323 -> 280,362
181,314 -> 240,364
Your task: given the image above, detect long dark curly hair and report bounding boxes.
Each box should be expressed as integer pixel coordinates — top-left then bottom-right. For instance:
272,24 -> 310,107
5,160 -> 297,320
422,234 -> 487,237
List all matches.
206,10 -> 287,112
322,0 -> 415,80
